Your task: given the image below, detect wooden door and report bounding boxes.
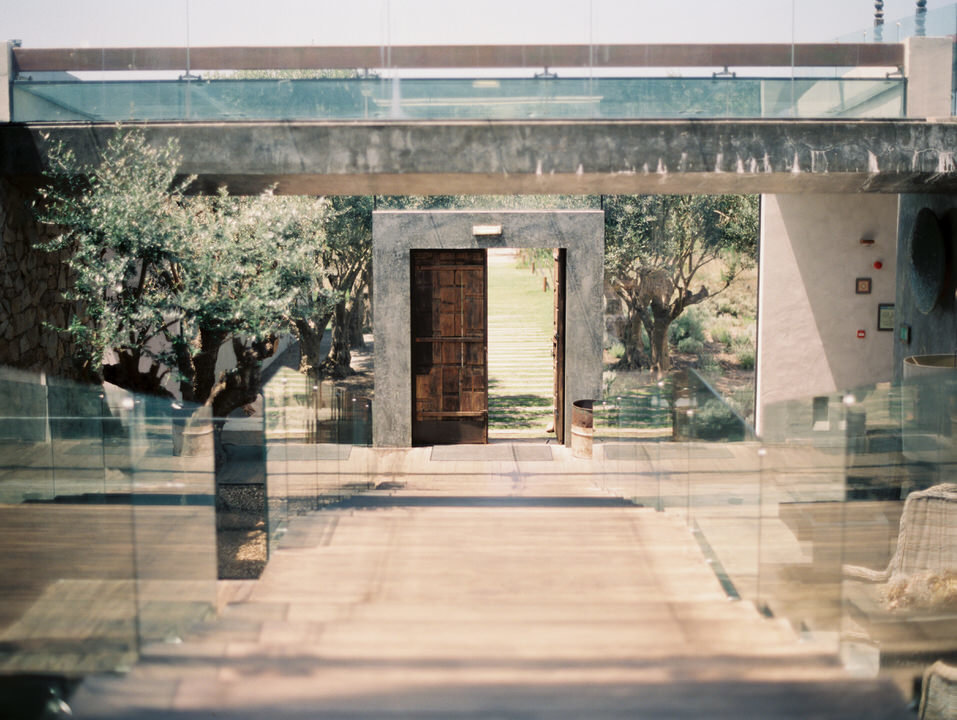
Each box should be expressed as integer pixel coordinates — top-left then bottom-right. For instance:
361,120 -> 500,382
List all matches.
411,250 -> 487,445
553,249 -> 567,444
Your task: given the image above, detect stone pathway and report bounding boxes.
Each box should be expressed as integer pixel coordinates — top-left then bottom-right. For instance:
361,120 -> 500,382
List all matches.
70,443 -> 910,719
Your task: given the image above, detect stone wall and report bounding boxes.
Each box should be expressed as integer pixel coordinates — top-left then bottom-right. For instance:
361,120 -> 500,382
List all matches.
0,178 -> 79,377
372,210 -> 604,448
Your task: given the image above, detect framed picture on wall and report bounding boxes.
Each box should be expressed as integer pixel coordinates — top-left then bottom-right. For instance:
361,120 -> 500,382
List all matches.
856,277 -> 872,294
878,303 -> 895,331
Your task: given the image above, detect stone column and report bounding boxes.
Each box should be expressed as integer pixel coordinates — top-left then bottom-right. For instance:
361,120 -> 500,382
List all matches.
0,41 -> 13,123
904,36 -> 954,118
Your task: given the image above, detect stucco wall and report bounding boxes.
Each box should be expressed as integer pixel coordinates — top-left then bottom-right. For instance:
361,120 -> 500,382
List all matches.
756,193 -> 899,433
372,210 -> 604,448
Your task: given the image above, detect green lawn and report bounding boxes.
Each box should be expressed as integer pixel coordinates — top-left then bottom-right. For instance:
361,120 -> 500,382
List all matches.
487,251 -> 555,434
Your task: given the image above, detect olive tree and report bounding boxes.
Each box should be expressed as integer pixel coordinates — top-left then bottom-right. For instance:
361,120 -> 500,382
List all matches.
604,194 -> 758,373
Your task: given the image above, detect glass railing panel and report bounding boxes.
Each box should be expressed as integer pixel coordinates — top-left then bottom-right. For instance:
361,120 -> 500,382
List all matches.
11,76 -> 907,123
840,373 -> 957,692
126,394 -> 216,645
45,376 -> 110,498
0,372 -> 54,503
678,370 -> 760,602
759,389 -> 862,653
596,372 -> 671,508
263,371 -> 372,555
339,389 -> 374,501
213,385 -> 269,581
0,370 -> 138,676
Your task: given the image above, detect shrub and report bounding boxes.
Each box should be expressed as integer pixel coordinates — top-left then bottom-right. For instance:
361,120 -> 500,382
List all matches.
677,337 -> 705,355
710,326 -> 732,347
736,349 -> 755,370
669,308 -> 706,344
692,398 -> 744,441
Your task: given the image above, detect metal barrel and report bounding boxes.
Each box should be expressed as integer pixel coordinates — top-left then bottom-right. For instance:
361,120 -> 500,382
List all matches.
571,399 -> 594,459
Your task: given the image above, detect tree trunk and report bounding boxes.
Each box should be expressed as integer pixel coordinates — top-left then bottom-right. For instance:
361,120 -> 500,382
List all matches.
349,269 -> 371,349
616,312 -> 645,370
206,336 -> 278,470
648,315 -> 673,374
188,327 -> 228,404
320,298 -> 355,378
349,307 -> 365,349
293,315 -> 331,379
102,350 -> 172,397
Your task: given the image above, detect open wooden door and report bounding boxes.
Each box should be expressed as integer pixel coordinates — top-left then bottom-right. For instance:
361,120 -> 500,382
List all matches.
553,249 -> 566,444
411,250 -> 487,446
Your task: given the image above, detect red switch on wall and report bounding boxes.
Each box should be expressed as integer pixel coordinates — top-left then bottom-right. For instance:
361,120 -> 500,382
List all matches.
857,330 -> 866,338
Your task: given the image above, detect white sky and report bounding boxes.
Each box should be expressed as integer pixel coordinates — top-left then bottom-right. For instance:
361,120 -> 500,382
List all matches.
0,1 -> 939,48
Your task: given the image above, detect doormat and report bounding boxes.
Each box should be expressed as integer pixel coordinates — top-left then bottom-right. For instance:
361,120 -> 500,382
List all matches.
430,444 -> 553,462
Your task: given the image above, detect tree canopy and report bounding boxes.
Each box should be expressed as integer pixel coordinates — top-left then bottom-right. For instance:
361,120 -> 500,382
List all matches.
35,129 -> 334,418
604,194 -> 758,373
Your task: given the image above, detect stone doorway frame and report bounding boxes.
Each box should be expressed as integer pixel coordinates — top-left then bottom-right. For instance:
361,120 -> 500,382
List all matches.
373,210 -> 604,448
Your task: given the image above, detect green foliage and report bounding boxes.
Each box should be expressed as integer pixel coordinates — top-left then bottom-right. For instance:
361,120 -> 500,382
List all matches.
604,194 -> 759,372
710,325 -> 733,347
692,398 -> 745,441
676,337 -> 705,355
36,131 -> 194,375
736,349 -> 756,370
35,128 -> 334,405
378,195 -> 599,210
669,307 -> 706,344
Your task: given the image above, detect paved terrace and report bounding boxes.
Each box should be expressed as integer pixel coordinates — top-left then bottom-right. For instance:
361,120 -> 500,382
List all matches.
69,442 -> 909,719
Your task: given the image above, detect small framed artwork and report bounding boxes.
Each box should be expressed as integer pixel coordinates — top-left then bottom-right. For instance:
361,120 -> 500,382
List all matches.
878,303 -> 895,331
856,277 -> 872,294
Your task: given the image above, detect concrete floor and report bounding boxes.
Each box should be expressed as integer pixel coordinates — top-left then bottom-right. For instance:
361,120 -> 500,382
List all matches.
65,441 -> 913,719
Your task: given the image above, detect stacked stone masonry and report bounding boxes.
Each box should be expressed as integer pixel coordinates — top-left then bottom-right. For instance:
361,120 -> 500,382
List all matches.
0,178 -> 78,377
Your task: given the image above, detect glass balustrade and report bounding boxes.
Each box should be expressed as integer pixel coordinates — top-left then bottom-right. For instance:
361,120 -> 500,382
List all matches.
3,356 -> 956,703
11,75 -> 905,123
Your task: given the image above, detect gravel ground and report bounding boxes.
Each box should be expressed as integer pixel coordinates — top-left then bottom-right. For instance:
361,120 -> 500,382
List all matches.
217,484 -> 267,579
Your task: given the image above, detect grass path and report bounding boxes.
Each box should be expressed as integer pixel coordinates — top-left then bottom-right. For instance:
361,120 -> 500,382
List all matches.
486,250 -> 555,436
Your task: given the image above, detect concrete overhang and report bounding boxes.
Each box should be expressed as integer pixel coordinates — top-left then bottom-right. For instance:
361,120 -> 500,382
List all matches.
3,118 -> 957,195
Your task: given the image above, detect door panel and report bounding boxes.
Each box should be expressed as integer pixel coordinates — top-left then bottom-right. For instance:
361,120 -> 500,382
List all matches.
411,250 -> 488,446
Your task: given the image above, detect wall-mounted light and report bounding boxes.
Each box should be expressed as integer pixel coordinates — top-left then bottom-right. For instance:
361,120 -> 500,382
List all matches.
473,224 -> 503,237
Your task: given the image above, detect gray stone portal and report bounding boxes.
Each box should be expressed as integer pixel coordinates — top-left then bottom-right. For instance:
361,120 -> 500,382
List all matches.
373,210 -> 604,448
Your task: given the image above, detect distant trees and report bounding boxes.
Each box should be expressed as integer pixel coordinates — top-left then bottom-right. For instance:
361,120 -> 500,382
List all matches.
604,194 -> 758,373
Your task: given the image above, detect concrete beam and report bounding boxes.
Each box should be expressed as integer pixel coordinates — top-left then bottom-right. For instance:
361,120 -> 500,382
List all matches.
3,119 -> 957,196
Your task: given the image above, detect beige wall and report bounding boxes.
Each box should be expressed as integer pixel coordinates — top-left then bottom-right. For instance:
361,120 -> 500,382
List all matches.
756,194 -> 899,434
904,36 -> 954,118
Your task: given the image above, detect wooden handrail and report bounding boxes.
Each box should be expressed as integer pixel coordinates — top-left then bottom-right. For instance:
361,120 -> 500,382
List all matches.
12,43 -> 904,73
